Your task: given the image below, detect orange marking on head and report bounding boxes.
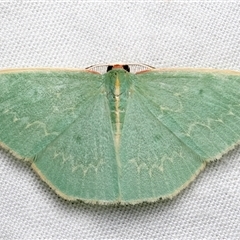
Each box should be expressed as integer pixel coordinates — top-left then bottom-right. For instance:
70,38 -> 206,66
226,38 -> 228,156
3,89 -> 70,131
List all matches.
113,64 -> 124,69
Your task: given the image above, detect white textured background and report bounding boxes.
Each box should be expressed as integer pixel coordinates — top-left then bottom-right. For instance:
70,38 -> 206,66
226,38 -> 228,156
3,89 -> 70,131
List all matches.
0,2 -> 240,239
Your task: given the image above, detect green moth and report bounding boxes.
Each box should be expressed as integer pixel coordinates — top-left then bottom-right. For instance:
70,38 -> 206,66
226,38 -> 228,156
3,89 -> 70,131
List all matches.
0,64 -> 240,204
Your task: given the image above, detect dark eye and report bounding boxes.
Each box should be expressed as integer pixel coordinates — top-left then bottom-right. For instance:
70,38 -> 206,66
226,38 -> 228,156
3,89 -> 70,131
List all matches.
123,65 -> 130,72
107,66 -> 113,72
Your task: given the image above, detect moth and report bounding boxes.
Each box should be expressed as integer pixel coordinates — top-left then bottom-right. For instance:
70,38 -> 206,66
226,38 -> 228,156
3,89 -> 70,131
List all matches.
1,63 -> 240,204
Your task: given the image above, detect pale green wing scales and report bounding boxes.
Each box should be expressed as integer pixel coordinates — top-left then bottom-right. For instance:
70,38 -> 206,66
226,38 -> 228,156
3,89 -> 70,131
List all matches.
33,92 -> 118,202
0,70 -> 118,203
119,69 -> 240,202
135,70 -> 240,160
119,83 -> 205,202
